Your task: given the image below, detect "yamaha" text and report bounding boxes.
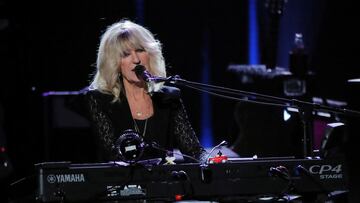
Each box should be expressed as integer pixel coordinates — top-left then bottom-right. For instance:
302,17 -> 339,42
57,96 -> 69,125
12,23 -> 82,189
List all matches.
48,174 -> 85,183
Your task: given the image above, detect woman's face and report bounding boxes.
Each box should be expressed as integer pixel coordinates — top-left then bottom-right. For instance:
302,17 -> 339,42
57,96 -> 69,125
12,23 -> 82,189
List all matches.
119,47 -> 150,84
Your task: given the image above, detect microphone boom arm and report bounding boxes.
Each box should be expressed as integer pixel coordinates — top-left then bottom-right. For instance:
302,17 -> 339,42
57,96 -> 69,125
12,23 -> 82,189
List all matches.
166,75 -> 360,116
162,74 -> 360,158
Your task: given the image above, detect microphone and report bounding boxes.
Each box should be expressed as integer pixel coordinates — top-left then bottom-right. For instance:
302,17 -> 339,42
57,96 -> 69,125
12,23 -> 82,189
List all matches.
204,140 -> 228,164
133,65 -> 167,94
114,129 -> 145,163
133,65 -> 153,82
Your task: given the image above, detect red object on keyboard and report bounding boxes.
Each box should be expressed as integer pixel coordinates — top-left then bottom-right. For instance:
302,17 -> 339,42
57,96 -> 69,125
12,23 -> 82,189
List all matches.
209,151 -> 228,164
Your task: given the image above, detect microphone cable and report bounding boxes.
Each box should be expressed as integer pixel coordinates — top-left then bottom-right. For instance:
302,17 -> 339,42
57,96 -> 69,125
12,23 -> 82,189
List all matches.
149,142 -> 200,164
268,165 -> 295,201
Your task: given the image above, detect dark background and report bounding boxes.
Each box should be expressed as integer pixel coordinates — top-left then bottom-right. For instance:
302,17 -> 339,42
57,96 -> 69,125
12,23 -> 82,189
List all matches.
0,0 -> 359,201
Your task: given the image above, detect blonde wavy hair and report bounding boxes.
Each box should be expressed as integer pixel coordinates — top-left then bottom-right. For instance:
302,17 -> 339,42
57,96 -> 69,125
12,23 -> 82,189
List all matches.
89,19 -> 166,101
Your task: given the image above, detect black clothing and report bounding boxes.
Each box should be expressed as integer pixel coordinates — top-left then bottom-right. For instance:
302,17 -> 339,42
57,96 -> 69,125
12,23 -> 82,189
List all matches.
84,87 -> 206,163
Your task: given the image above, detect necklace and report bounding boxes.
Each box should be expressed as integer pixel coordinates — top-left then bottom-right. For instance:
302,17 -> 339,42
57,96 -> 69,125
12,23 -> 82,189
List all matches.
133,119 -> 148,138
136,111 -> 144,117
134,109 -> 153,119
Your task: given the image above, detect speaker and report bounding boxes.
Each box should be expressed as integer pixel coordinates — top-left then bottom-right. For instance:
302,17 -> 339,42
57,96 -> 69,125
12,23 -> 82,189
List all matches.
42,91 -> 95,163
230,102 -> 303,158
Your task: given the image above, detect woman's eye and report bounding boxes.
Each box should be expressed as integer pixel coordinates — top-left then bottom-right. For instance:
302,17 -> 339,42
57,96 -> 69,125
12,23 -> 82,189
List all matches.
122,52 -> 130,57
136,48 -> 145,52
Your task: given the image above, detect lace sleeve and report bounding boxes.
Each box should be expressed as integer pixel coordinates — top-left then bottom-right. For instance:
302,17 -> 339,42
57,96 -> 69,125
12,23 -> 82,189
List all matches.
86,92 -> 116,160
172,99 -> 207,161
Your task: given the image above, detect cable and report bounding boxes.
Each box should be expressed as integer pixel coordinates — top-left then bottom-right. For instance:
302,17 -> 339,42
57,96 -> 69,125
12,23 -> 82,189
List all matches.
171,76 -> 292,104
150,142 -> 200,163
268,165 -> 295,199
204,140 -> 228,164
183,83 -> 287,108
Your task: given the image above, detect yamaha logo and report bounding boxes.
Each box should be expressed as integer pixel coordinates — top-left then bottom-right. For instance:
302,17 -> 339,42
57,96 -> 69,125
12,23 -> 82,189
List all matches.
47,174 -> 86,183
47,175 -> 56,184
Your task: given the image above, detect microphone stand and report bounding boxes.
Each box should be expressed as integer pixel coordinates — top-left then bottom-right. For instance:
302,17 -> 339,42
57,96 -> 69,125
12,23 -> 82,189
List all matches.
157,75 -> 360,158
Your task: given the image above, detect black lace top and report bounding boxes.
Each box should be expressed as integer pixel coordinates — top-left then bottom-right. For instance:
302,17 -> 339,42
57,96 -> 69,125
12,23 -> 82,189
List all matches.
84,87 -> 206,162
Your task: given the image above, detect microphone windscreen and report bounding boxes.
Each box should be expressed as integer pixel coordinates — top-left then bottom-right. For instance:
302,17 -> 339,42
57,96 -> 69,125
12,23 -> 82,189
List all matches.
134,65 -> 146,78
